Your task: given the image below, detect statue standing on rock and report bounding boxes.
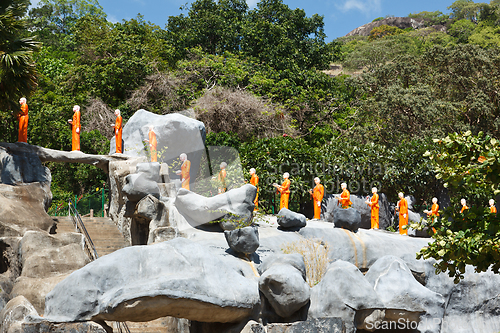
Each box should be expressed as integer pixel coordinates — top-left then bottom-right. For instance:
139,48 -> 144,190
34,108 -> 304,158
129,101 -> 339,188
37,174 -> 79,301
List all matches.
274,172 -> 291,210
68,105 -> 81,151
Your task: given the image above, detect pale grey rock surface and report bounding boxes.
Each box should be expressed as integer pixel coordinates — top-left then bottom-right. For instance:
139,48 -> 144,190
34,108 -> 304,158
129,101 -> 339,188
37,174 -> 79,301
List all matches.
309,260 -> 384,332
258,254 -> 310,318
277,208 -> 306,229
175,184 -> 256,229
345,17 -> 425,36
224,225 -> 259,254
109,110 -> 206,190
44,238 -> 259,323
364,255 -> 446,333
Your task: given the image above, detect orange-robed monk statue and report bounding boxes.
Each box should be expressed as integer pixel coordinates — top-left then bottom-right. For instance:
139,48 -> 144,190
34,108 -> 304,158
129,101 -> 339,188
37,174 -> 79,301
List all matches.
250,168 -> 259,210
143,126 -> 157,162
176,153 -> 191,190
111,109 -> 123,153
218,162 -> 227,193
396,192 -> 408,235
17,97 -> 29,143
365,187 -> 379,229
68,105 -> 81,151
490,199 -> 497,213
309,177 -> 324,219
273,172 -> 291,210
337,182 -> 352,209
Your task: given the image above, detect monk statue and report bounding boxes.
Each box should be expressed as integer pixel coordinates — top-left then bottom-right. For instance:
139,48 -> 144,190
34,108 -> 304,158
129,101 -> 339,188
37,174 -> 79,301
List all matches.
396,192 -> 408,235
249,168 -> 259,210
365,187 -> 379,229
336,182 -> 352,209
143,126 -> 157,162
111,109 -> 123,153
17,97 -> 28,143
309,177 -> 324,219
176,153 -> 191,190
67,105 -> 81,151
273,172 -> 291,210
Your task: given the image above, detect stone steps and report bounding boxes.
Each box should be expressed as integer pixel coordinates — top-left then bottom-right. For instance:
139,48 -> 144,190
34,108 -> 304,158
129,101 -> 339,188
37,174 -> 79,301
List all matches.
53,216 -> 129,257
112,317 -> 190,333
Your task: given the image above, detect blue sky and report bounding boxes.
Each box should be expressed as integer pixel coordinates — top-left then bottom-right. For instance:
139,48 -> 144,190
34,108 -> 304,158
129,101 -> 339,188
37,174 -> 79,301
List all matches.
31,0 -> 454,41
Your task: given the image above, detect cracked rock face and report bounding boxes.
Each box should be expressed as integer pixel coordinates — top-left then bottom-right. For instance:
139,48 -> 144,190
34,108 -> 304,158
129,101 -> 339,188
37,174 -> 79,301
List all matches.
258,254 -> 310,318
44,238 -> 260,324
174,184 -> 256,228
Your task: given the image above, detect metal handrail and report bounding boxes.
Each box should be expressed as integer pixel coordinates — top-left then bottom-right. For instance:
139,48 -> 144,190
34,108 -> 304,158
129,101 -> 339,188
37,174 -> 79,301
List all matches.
67,200 -> 131,332
68,200 -> 99,261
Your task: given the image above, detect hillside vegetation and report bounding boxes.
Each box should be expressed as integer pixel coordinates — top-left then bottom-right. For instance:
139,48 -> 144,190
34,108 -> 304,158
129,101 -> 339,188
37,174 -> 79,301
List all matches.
0,0 -> 498,207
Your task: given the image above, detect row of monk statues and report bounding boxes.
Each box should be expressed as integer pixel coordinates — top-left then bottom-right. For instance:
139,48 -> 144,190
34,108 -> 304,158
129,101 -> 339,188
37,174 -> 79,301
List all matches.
14,100 -> 497,234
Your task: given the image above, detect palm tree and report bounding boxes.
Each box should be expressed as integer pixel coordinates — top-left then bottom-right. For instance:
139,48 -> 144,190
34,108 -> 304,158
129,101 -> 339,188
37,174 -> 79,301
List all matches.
0,0 -> 39,141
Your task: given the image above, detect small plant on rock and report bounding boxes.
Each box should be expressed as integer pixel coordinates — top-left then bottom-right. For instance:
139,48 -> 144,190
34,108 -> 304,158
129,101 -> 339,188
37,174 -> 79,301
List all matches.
282,237 -> 330,287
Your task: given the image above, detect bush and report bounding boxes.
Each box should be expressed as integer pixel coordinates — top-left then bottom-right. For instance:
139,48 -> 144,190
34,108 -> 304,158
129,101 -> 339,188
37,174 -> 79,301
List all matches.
282,237 -> 330,287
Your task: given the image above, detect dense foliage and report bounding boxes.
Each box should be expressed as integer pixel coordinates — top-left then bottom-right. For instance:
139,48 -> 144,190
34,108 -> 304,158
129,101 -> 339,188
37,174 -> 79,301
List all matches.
415,132 -> 500,282
2,0 -> 500,278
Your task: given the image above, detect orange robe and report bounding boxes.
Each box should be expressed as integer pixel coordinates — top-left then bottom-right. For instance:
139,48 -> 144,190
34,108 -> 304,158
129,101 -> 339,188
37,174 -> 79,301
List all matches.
181,160 -> 191,190
398,198 -> 409,235
312,184 -> 324,219
461,205 -> 469,213
491,206 -> 497,213
250,174 -> 259,210
339,189 -> 352,209
278,179 -> 291,210
218,169 -> 227,193
114,115 -> 123,153
367,193 -> 379,229
71,110 -> 81,151
17,103 -> 28,143
149,130 -> 157,162
427,203 -> 439,233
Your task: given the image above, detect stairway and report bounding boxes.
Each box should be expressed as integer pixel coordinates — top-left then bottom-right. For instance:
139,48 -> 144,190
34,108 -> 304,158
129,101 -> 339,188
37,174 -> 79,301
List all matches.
52,216 -> 129,257
52,217 -> 189,332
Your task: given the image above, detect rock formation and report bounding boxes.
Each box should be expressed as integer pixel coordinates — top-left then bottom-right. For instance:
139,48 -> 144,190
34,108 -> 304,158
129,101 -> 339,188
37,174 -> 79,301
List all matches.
345,17 -> 425,37
174,184 -> 256,229
44,238 -> 260,323
277,208 -> 307,230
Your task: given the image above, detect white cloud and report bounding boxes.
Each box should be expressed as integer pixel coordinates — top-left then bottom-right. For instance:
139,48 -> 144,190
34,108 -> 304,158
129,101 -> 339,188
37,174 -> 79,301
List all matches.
246,0 -> 258,9
336,0 -> 382,17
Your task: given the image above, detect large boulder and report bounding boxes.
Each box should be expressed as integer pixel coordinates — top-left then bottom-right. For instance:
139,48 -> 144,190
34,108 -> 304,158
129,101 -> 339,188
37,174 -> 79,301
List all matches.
44,238 -> 260,323
345,17 -> 425,37
298,225 -> 430,271
0,145 -> 51,186
109,110 -> 206,187
437,266 -> 500,333
224,225 -> 259,254
258,254 -> 310,318
0,183 -> 55,237
174,184 -> 256,229
332,207 -> 361,232
364,255 -> 445,332
277,208 -> 307,230
10,231 -> 90,314
0,296 -> 108,333
324,193 -> 392,230
309,260 -> 384,332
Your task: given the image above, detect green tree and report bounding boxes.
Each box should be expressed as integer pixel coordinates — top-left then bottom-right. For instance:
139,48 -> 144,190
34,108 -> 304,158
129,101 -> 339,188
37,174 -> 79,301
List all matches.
416,132 -> 500,282
408,10 -> 450,26
368,24 -> 403,41
241,0 -> 338,71
448,0 -> 488,23
166,0 -> 247,59
0,0 -> 39,142
348,44 -> 500,144
448,18 -> 477,43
